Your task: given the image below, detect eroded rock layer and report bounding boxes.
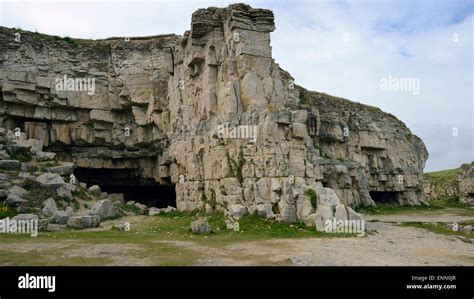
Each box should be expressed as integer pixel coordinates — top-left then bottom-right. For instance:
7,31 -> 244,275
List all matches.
0,4 -> 428,222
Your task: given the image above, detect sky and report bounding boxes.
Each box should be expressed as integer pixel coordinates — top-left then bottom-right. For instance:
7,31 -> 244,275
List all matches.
0,0 -> 472,172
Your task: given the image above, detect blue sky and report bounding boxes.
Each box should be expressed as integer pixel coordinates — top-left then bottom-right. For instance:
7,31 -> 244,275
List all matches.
0,0 -> 472,172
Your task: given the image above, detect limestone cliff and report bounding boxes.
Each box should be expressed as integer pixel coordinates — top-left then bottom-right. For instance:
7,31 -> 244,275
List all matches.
423,163 -> 474,206
0,4 -> 428,223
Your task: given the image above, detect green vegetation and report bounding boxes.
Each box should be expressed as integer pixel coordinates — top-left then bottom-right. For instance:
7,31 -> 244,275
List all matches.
0,206 -> 17,219
356,203 -> 439,215
0,210 -> 360,265
149,211 -> 357,241
119,204 -> 143,215
400,222 -> 473,238
297,86 -> 387,116
305,189 -> 318,210
7,151 -> 32,163
22,181 -> 57,213
72,187 -> 94,201
356,197 -> 471,215
226,147 -> 245,184
423,168 -> 457,185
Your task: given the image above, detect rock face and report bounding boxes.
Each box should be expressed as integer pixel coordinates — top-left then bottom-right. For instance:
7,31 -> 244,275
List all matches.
0,4 -> 428,223
423,162 -> 474,206
458,163 -> 474,205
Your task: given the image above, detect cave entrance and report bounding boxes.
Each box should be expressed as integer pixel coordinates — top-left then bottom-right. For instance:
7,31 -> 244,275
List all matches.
74,167 -> 176,208
369,191 -> 400,204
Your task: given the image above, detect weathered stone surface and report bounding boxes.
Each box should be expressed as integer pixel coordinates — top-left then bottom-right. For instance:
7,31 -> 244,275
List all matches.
346,206 -> 363,221
314,204 -> 333,232
67,215 -> 101,229
191,218 -> 211,234
334,204 -> 348,222
317,187 -> 341,208
36,173 -> 65,189
0,160 -> 21,170
458,162 -> 474,205
42,197 -> 58,216
12,214 -> 38,222
6,185 -> 28,205
88,185 -> 101,196
134,202 -> 148,214
423,162 -> 473,206
228,204 -> 247,219
0,3 -> 429,222
36,151 -> 56,162
52,210 -> 70,225
90,199 -> 117,219
47,162 -> 76,176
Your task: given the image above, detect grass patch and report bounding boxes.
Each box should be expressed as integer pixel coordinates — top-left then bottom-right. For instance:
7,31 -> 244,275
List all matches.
0,206 -> 17,219
0,211 -> 361,265
424,168 -> 457,185
7,151 -> 32,163
356,197 -> 471,215
120,204 -> 143,215
22,180 -> 57,213
400,222 -> 472,238
305,189 -> 318,210
356,203 -> 438,215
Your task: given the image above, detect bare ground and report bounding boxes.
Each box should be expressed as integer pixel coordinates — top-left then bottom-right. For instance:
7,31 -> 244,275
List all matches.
0,210 -> 472,266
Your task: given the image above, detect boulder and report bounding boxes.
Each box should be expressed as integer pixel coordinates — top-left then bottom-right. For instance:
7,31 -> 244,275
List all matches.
88,185 -> 101,196
314,204 -> 333,232
64,206 -> 74,216
36,151 -> 56,162
317,187 -> 340,208
12,214 -> 38,222
346,206 -> 363,221
334,204 -> 348,221
134,202 -> 148,214
107,193 -> 125,204
52,210 -> 70,225
9,185 -> 28,197
304,213 -> 317,228
67,215 -> 101,229
148,207 -> 161,216
36,173 -> 65,189
5,193 -> 28,205
228,204 -> 247,219
42,197 -> 59,216
461,225 -> 472,235
47,162 -> 76,176
56,186 -> 73,200
90,199 -> 117,219
256,203 -> 276,219
6,186 -> 29,205
191,218 -> 211,234
0,160 -> 21,170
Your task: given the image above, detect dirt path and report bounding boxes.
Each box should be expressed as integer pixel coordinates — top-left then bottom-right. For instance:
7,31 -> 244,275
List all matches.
160,221 -> 473,266
1,211 -> 472,266
364,208 -> 474,223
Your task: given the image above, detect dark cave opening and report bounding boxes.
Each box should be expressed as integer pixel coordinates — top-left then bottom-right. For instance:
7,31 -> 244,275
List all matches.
74,167 -> 176,208
369,191 -> 400,204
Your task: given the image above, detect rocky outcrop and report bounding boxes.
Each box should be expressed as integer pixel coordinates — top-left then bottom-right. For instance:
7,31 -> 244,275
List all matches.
0,4 -> 428,224
423,162 -> 473,206
458,162 -> 474,205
